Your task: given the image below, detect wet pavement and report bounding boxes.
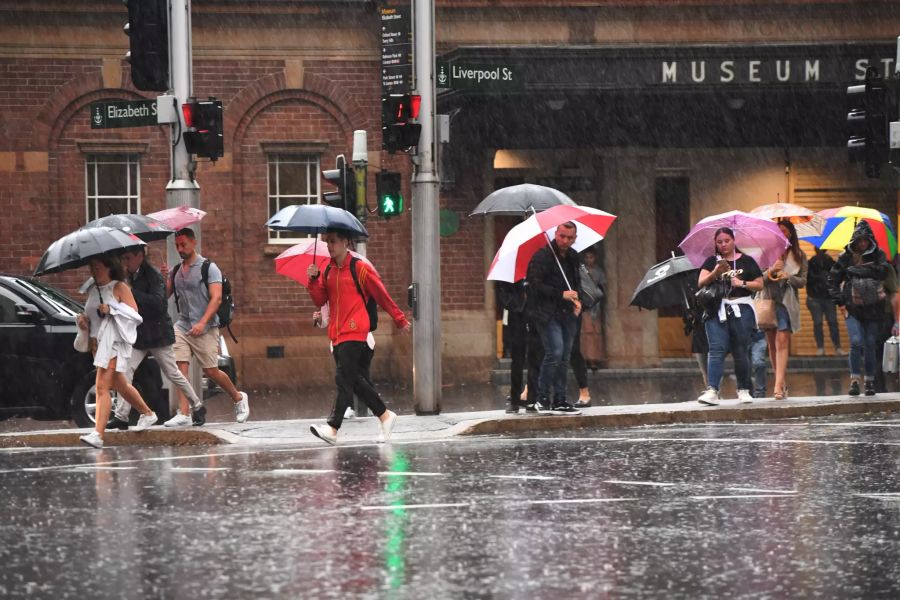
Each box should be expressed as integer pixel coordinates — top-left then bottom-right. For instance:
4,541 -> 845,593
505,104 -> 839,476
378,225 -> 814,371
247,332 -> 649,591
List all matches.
2,414 -> 900,598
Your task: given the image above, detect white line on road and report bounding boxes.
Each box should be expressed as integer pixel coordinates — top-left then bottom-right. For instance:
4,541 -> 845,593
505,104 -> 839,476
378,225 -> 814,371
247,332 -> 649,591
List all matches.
169,467 -> 230,472
605,479 -> 677,487
361,502 -> 470,511
691,494 -> 798,500
70,466 -> 138,471
377,471 -> 443,477
526,498 -> 638,505
523,436 -> 900,447
268,469 -> 335,475
489,474 -> 558,480
725,487 -> 797,494
854,492 -> 900,498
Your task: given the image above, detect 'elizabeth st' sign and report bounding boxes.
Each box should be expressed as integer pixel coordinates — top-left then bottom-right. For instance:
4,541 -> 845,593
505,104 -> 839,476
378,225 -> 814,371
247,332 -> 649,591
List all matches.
90,99 -> 157,129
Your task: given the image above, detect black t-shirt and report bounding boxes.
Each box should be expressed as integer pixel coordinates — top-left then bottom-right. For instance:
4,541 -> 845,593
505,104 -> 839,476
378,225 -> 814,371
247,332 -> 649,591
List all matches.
700,254 -> 763,298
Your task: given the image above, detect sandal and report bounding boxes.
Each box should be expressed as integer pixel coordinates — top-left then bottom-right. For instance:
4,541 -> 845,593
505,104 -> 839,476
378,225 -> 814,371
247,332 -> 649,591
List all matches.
773,385 -> 787,400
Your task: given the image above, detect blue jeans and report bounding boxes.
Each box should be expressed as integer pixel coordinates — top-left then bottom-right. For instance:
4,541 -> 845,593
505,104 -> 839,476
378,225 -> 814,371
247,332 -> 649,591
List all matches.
806,296 -> 841,349
844,314 -> 880,379
750,330 -> 768,397
536,313 -> 578,404
704,306 -> 755,392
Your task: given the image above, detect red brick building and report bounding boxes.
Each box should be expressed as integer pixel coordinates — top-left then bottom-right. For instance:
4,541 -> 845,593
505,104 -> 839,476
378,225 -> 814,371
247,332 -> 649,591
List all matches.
1,1 -> 898,394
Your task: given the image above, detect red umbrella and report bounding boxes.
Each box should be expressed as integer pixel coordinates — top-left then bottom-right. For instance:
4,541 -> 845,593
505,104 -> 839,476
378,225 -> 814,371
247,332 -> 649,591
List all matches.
486,204 -> 616,284
275,240 -> 376,288
146,205 -> 207,230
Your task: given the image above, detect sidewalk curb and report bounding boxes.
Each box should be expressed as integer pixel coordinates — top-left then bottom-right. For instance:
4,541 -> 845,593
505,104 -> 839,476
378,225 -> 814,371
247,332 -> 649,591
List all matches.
0,428 -> 226,448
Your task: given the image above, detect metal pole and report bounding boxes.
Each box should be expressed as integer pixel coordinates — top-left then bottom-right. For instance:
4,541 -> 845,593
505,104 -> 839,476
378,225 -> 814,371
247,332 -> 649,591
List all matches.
411,0 -> 441,414
353,129 -> 368,256
165,0 -> 203,408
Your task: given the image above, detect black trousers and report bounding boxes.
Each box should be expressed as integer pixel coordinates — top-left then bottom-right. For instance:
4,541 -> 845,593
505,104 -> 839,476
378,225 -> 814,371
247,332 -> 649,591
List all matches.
507,309 -> 528,400
569,316 -> 588,389
525,318 -> 543,403
327,341 -> 386,430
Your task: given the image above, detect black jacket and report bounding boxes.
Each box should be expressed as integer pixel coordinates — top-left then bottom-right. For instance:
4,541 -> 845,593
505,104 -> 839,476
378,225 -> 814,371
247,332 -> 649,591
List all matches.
806,251 -> 835,299
129,263 -> 176,350
828,220 -> 889,321
526,241 -> 581,326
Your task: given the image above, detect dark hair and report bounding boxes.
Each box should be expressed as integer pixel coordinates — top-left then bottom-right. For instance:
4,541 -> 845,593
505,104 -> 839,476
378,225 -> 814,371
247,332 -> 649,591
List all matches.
93,252 -> 127,282
778,219 -> 803,264
175,227 -> 196,239
558,221 -> 577,231
713,226 -> 743,255
324,228 -> 353,241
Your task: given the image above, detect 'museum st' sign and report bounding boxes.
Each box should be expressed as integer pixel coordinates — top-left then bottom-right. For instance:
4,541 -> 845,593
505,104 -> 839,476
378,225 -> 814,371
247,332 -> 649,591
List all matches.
656,56 -> 897,85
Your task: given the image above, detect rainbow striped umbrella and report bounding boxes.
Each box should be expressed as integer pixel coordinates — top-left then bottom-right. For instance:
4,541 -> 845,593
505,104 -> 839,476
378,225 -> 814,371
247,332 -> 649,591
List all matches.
800,206 -> 897,258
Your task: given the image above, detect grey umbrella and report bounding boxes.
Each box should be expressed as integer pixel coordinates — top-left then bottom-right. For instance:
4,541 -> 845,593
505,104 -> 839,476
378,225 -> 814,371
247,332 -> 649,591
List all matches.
469,183 -> 577,217
34,226 -> 146,276
266,204 -> 369,238
82,213 -> 175,242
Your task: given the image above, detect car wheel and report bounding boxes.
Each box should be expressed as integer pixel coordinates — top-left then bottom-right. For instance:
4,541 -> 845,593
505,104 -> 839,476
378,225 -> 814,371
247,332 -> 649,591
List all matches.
69,371 -> 167,428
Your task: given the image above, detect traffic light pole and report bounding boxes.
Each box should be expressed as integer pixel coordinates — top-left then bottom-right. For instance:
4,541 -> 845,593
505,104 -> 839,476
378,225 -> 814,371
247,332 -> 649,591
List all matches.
411,0 -> 441,414
165,0 -> 204,407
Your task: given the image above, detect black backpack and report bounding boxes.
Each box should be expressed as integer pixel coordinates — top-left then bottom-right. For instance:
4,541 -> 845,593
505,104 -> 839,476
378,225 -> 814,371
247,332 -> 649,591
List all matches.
324,256 -> 378,331
172,259 -> 238,343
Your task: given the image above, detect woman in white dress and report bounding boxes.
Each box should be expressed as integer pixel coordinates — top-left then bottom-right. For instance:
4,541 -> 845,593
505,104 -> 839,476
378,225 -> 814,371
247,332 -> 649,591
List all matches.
77,253 -> 158,448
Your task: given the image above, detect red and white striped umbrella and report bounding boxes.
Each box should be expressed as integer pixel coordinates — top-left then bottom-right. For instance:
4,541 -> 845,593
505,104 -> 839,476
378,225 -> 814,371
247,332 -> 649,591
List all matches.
487,204 -> 616,283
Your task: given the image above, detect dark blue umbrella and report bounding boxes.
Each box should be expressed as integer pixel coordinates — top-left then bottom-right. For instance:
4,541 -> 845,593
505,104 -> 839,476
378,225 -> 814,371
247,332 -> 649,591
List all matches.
265,204 -> 369,238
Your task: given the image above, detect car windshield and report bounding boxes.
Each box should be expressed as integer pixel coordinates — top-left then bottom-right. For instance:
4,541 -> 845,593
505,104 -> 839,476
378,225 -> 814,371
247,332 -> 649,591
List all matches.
14,278 -> 83,316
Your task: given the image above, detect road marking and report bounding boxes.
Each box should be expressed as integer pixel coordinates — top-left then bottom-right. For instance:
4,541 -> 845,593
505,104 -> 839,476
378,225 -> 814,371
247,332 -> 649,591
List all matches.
605,479 -> 677,487
70,466 -> 137,471
268,469 -> 334,475
691,494 -> 797,500
377,471 -> 443,477
854,492 -> 900,499
525,436 -> 900,447
526,498 -> 637,505
361,502 -> 470,511
489,474 -> 557,480
726,487 -> 796,494
169,467 -> 230,472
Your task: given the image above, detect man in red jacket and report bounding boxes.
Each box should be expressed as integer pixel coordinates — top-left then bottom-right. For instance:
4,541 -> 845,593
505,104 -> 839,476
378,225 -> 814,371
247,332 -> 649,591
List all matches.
306,229 -> 411,445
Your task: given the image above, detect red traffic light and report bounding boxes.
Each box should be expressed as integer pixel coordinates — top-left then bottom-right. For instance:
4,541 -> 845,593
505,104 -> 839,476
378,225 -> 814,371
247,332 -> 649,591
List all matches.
181,102 -> 195,129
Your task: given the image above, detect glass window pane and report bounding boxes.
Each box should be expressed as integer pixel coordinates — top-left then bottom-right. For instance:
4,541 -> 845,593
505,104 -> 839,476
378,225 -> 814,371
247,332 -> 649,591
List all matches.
279,162 -> 308,196
97,163 -> 128,197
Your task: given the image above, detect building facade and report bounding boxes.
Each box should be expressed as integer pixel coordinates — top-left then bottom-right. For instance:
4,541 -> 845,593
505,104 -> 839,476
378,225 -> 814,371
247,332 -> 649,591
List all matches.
1,1 -> 898,393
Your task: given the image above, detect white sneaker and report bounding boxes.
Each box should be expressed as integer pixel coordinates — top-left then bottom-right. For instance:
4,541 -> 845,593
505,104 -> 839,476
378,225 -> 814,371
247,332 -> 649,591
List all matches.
697,387 -> 721,406
344,407 -> 356,420
133,412 -> 158,432
377,410 -> 397,444
164,412 -> 192,428
737,389 -> 753,404
816,348 -> 825,356
234,392 -> 250,423
310,424 -> 337,445
80,431 -> 103,448
835,348 -> 847,356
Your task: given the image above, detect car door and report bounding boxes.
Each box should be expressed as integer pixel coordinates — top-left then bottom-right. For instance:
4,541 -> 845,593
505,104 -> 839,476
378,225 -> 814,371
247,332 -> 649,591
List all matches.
0,285 -> 31,408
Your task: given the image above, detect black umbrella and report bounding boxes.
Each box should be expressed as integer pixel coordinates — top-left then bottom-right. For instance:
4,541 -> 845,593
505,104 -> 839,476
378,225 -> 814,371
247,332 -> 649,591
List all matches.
630,255 -> 699,310
82,213 -> 175,242
265,204 -> 369,238
469,183 -> 577,217
34,226 -> 146,276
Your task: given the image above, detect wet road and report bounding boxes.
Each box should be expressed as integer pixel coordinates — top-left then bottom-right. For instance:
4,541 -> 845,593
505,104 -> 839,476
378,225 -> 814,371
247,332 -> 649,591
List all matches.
2,415 -> 900,598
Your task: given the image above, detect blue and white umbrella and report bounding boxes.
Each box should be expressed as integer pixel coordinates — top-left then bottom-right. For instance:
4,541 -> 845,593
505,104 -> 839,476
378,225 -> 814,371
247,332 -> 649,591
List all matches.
265,204 -> 369,238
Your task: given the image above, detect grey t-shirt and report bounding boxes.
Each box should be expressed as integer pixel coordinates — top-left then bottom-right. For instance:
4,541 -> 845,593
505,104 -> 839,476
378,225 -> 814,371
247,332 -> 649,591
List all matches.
172,254 -> 222,334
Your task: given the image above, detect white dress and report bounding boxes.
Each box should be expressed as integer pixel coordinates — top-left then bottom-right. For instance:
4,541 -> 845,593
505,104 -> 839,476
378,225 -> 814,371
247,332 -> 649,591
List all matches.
83,281 -> 143,373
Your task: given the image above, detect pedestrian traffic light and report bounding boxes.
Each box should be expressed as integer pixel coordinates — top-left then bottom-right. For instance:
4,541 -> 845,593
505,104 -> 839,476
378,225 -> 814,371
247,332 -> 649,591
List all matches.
182,98 -> 224,161
376,171 -> 403,218
847,67 -> 890,179
382,94 -> 422,153
123,0 -> 169,91
322,161 -> 356,211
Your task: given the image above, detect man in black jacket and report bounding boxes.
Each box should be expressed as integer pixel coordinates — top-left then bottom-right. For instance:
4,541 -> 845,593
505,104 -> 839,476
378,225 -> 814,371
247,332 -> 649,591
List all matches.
109,247 -> 205,429
526,221 -> 582,414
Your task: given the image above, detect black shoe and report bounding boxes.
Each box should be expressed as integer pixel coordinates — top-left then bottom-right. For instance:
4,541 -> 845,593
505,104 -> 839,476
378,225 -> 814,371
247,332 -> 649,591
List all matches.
192,405 -> 207,427
549,402 -> 581,415
864,381 -> 876,396
849,380 -> 861,396
106,416 -> 129,431
504,397 -> 520,414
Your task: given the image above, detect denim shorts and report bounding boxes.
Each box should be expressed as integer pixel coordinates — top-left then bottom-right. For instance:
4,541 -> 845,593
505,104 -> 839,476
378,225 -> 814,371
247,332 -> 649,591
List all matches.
775,303 -> 791,332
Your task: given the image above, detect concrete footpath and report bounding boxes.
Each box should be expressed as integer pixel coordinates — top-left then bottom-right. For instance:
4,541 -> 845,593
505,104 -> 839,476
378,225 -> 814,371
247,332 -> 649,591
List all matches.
3,393 -> 900,448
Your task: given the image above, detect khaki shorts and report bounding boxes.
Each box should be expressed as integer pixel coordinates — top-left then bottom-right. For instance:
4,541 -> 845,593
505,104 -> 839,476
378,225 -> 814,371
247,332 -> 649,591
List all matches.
173,327 -> 219,369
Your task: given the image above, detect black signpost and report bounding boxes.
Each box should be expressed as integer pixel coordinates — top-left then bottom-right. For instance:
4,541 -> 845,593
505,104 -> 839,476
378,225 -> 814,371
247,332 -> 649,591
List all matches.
380,5 -> 413,96
90,99 -> 158,129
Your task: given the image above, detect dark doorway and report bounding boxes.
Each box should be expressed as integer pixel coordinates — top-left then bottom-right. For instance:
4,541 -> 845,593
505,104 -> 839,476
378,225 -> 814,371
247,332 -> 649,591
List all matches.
655,177 -> 691,356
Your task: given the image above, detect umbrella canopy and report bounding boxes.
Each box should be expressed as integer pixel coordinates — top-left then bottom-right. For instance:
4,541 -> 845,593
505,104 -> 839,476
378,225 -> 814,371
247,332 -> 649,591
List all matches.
266,204 -> 369,238
82,213 -> 175,242
34,226 -> 146,276
146,205 -> 207,230
800,206 -> 897,258
750,202 -> 825,238
630,255 -> 699,310
274,240 -> 376,288
469,183 -> 577,217
487,204 -> 617,283
678,210 -> 789,270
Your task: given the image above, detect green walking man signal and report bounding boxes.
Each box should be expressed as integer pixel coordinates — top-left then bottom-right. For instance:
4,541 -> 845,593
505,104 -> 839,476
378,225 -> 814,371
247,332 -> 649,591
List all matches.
377,171 -> 403,218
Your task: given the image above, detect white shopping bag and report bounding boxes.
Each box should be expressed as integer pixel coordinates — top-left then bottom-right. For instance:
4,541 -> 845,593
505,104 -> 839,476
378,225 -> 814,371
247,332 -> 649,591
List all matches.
882,336 -> 900,374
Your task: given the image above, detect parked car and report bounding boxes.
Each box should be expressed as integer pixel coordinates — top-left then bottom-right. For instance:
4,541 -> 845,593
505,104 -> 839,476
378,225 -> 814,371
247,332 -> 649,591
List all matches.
0,274 -> 168,427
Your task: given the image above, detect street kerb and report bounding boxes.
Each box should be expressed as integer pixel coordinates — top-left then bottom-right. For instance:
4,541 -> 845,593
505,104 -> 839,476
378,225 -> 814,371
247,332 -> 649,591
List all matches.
0,428 -> 226,449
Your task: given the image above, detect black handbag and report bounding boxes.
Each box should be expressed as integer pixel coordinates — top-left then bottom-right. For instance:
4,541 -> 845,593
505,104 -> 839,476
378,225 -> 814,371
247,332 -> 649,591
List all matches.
695,279 -> 728,313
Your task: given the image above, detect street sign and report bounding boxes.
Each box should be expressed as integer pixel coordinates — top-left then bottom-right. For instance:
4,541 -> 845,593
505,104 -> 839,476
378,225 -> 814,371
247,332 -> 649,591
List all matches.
436,61 -> 522,92
90,99 -> 158,129
381,5 -> 413,95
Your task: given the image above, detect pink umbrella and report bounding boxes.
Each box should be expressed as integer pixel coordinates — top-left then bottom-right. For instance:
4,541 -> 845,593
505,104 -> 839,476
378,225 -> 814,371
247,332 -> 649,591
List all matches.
678,210 -> 789,269
146,205 -> 207,230
275,240 -> 376,288
487,204 -> 616,284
